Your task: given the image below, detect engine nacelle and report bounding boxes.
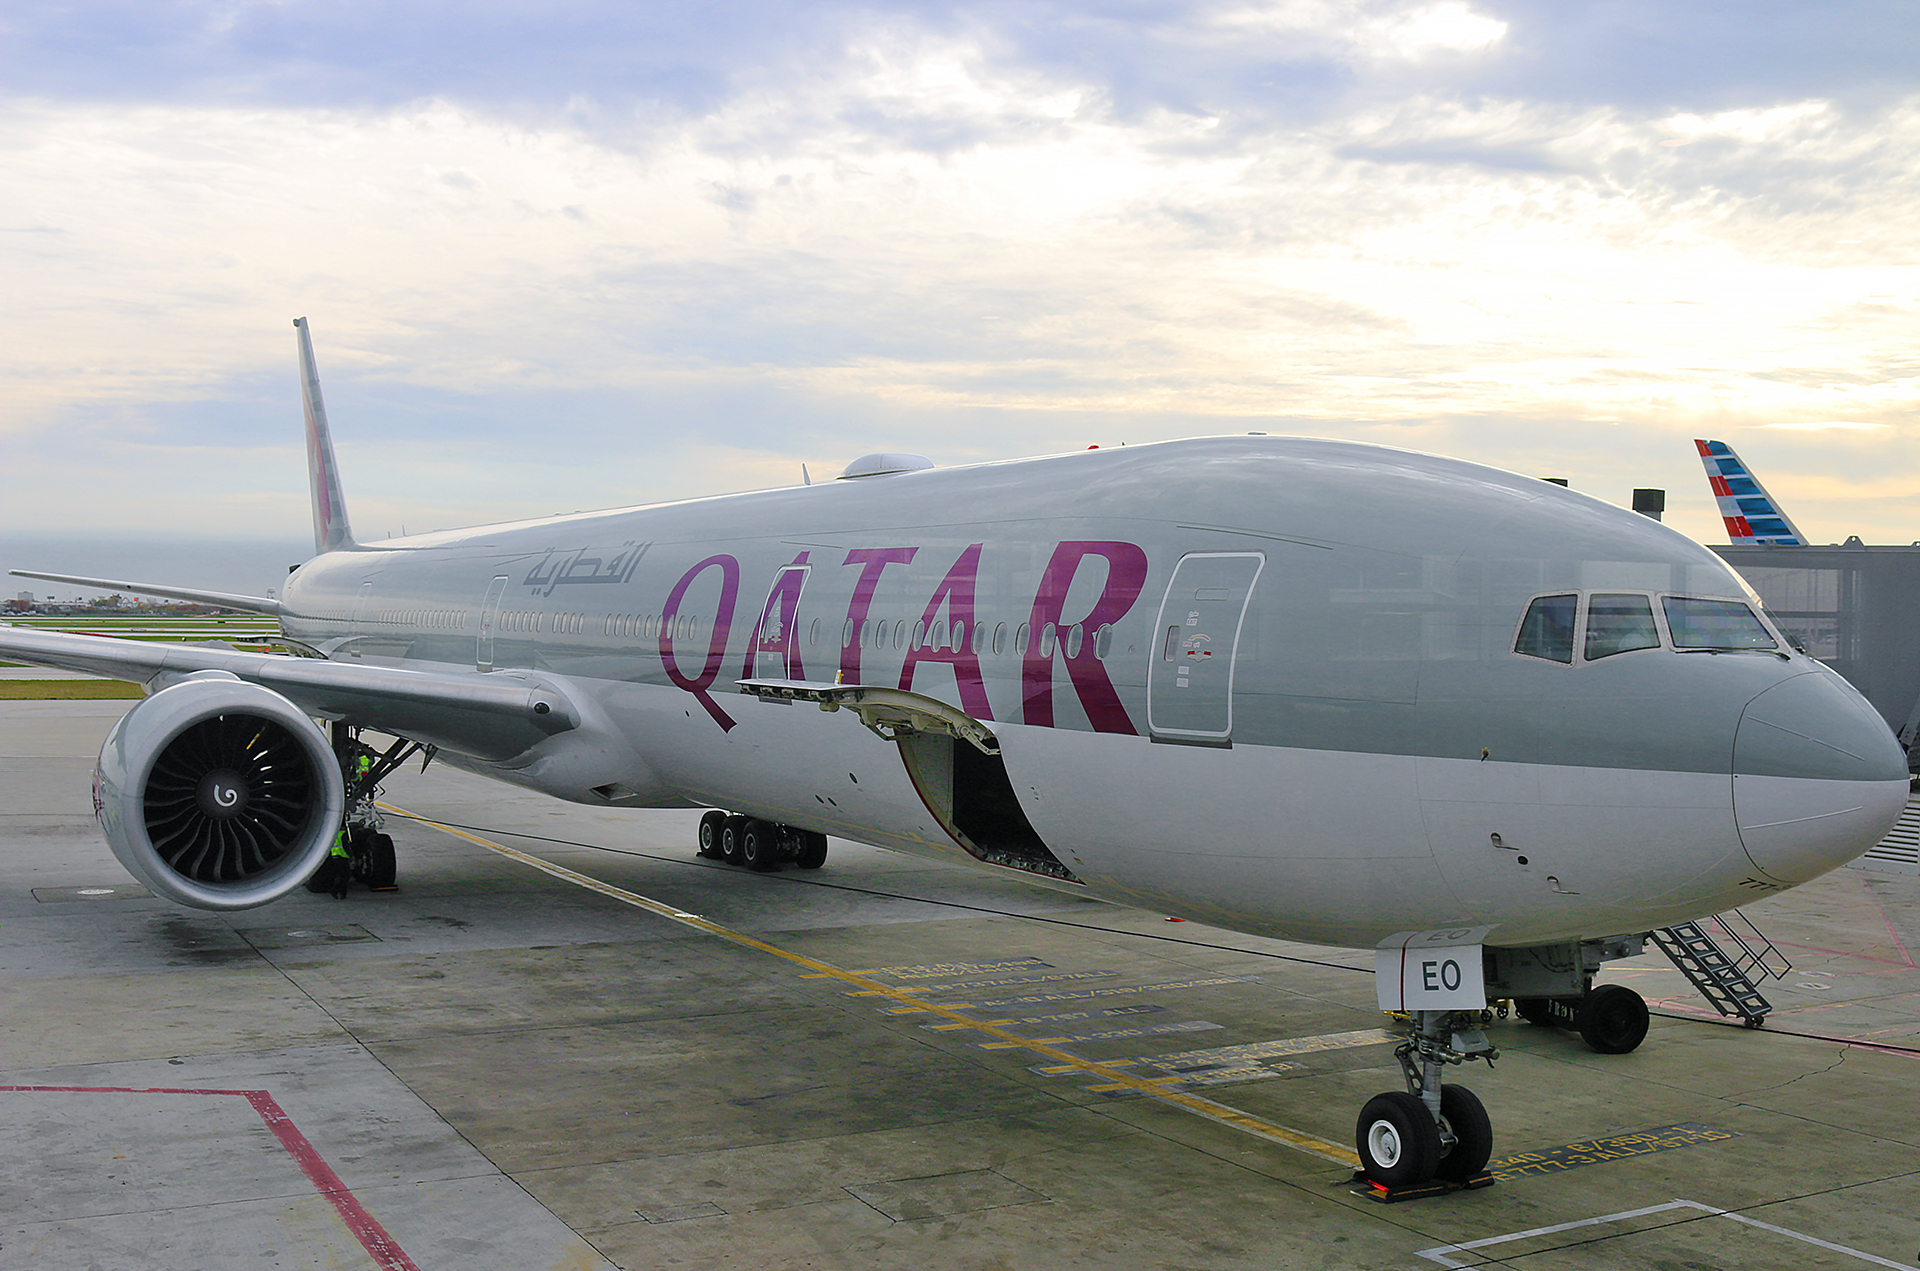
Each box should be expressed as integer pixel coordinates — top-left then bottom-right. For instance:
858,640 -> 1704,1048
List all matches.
95,678 -> 345,910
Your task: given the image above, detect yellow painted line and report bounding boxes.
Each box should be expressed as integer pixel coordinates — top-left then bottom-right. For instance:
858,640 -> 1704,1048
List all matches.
382,802 -> 1361,1170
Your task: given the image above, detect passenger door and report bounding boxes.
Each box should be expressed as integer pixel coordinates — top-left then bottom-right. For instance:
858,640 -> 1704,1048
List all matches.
752,563 -> 813,680
476,574 -> 510,671
1147,552 -> 1264,744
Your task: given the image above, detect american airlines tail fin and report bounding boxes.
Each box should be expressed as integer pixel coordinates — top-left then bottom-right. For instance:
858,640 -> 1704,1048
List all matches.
297,317 -> 357,555
1694,439 -> 1807,546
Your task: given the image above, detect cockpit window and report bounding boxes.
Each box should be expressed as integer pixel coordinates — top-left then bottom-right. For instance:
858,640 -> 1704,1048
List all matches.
1515,594 -> 1576,663
1662,596 -> 1777,650
1585,593 -> 1660,660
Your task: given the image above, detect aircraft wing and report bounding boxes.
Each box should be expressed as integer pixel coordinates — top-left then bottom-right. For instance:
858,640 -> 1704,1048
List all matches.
9,569 -> 284,617
0,625 -> 578,761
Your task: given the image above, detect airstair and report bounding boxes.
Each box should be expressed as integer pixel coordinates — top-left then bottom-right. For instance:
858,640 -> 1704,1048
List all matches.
1650,912 -> 1792,1027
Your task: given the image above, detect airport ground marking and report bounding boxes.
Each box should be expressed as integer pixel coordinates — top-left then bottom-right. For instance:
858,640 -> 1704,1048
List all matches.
387,803 -> 1362,1170
1482,1123 -> 1736,1182
1413,1198 -> 1917,1270
1,1084 -> 419,1271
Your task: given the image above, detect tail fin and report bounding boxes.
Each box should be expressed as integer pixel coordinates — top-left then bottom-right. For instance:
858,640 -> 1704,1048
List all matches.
296,317 -> 357,554
1694,439 -> 1807,546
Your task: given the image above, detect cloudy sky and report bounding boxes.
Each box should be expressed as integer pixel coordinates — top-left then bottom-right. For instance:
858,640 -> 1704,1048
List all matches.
4,0 -> 1916,565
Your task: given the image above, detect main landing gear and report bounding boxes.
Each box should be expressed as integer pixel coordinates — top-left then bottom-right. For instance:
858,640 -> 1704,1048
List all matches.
1512,982 -> 1652,1054
1355,1010 -> 1498,1193
696,810 -> 829,872
306,724 -> 434,899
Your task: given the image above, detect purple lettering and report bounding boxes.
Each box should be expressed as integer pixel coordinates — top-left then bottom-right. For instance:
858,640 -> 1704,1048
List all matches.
661,554 -> 740,732
898,544 -> 992,720
840,547 -> 917,682
1021,541 -> 1149,734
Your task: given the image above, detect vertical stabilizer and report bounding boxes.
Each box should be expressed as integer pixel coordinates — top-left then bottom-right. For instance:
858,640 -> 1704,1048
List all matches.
1694,439 -> 1806,546
296,317 -> 357,554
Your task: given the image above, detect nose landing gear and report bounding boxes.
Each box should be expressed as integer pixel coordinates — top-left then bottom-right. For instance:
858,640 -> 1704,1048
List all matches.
1354,1009 -> 1499,1195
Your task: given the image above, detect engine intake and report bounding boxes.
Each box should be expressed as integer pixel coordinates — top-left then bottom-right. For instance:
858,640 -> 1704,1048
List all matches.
96,678 -> 345,910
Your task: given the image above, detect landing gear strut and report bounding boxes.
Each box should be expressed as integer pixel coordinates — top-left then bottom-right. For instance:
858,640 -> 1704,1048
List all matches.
1355,1010 -> 1498,1191
696,810 -> 829,872
305,724 -> 432,898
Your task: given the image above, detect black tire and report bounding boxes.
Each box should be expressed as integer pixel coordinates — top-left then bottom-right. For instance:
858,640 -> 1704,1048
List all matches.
1434,1085 -> 1493,1181
305,855 -> 347,894
368,833 -> 398,890
720,815 -> 747,864
796,830 -> 829,869
1355,1091 -> 1441,1188
1577,983 -> 1650,1054
345,826 -> 375,883
740,819 -> 778,871
697,810 -> 727,859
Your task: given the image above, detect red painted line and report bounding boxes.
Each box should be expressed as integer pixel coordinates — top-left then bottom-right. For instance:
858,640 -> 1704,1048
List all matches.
1,1085 -> 419,1271
1860,873 -> 1918,969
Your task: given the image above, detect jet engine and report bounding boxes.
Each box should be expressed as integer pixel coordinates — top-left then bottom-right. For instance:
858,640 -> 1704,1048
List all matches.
94,677 -> 345,910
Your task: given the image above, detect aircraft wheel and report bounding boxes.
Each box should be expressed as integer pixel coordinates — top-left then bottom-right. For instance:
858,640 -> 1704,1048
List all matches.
1355,1091 -> 1441,1187
720,815 -> 747,864
697,810 -> 727,859
796,830 -> 829,869
740,819 -> 778,871
1577,984 -> 1649,1054
368,833 -> 398,890
1434,1085 -> 1493,1181
1514,997 -> 1556,1026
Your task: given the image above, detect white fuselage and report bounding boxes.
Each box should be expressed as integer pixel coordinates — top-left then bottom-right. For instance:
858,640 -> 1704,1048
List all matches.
277,438 -> 1910,949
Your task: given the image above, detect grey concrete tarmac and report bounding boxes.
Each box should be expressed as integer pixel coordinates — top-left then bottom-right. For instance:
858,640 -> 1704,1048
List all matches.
3,699 -> 1919,1270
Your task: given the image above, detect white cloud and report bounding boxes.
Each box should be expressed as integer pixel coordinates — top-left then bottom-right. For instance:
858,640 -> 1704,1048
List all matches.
1369,2 -> 1509,59
3,24 -> 1919,540
1203,0 -> 1507,61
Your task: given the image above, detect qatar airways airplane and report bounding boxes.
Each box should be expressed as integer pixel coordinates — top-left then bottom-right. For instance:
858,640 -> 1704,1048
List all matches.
3,321 -> 1906,1192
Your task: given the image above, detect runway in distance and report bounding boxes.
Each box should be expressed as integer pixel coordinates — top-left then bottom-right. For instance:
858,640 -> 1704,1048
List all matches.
3,321 -> 1908,1190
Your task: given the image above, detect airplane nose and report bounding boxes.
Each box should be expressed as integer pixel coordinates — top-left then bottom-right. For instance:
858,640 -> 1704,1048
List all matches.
1732,670 -> 1910,885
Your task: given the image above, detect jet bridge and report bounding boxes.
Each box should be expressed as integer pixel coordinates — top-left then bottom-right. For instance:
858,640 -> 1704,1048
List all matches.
1715,543 -> 1920,759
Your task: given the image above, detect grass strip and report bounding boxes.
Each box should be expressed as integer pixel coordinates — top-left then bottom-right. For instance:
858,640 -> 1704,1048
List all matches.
0,680 -> 144,700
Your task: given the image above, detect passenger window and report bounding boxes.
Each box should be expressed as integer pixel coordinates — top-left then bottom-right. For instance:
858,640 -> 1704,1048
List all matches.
1663,597 -> 1777,650
1515,594 -> 1576,664
1584,594 -> 1659,660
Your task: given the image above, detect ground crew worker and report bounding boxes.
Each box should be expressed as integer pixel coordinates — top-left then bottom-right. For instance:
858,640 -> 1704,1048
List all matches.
328,827 -> 351,898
